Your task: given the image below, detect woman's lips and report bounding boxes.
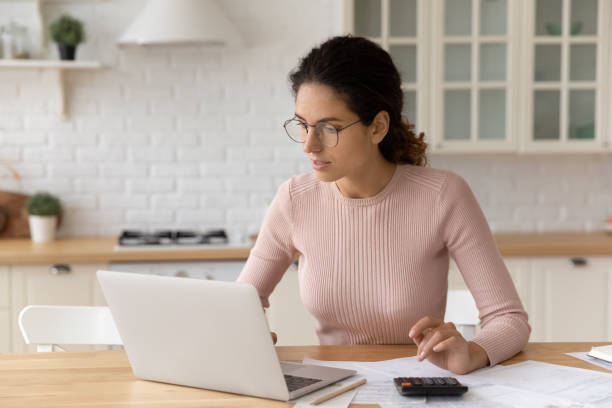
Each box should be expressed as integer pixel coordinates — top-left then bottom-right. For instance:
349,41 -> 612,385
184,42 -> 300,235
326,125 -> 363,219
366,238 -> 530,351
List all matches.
312,160 -> 331,170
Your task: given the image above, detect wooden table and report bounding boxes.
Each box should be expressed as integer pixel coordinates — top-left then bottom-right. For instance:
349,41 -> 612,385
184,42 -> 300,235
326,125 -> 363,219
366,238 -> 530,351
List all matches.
0,343 -> 610,407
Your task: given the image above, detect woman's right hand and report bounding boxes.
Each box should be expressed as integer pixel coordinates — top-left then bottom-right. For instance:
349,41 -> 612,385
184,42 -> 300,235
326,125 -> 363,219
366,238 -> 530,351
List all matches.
271,332 -> 278,344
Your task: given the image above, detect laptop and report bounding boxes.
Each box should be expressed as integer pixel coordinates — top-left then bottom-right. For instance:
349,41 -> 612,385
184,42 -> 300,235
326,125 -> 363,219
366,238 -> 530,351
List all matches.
96,270 -> 356,401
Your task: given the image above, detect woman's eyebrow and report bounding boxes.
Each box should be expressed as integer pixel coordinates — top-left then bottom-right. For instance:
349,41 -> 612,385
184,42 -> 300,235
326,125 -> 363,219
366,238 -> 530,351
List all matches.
294,113 -> 342,123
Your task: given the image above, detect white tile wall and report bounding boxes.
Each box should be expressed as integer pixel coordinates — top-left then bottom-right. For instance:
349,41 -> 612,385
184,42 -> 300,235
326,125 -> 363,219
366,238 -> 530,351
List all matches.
430,154 -> 612,232
1,1 -> 611,239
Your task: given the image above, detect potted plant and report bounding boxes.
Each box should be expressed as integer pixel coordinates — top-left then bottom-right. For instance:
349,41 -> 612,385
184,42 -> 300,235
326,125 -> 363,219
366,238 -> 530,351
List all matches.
26,192 -> 62,243
49,14 -> 86,61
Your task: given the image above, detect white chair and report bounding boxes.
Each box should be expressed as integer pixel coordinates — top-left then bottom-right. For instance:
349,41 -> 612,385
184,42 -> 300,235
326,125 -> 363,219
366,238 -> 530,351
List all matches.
444,290 -> 480,340
18,305 -> 123,352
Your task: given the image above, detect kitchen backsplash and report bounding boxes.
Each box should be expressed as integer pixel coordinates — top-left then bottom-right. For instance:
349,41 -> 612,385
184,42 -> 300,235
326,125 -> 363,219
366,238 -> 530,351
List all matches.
1,0 -> 611,238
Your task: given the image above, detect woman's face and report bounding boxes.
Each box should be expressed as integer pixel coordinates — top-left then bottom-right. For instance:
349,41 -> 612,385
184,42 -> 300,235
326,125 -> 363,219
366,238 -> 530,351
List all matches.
294,83 -> 386,183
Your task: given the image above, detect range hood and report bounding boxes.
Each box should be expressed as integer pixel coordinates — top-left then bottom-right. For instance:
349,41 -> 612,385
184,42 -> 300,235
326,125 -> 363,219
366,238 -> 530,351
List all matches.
118,0 -> 243,46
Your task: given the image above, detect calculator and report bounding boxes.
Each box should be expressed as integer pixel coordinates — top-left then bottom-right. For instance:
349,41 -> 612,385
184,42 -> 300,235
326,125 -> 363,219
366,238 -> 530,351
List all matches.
393,377 -> 468,396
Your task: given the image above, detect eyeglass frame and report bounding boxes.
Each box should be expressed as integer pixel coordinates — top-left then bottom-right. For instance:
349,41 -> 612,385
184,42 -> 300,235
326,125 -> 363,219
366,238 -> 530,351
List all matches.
283,117 -> 362,147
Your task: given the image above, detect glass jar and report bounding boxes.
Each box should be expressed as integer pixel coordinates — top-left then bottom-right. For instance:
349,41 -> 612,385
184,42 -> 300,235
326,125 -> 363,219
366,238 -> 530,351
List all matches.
13,23 -> 30,59
1,24 -> 13,59
0,22 -> 30,59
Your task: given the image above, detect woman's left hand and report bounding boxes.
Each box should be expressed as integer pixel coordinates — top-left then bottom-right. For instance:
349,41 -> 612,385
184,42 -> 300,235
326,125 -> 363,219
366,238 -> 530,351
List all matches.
409,316 -> 489,374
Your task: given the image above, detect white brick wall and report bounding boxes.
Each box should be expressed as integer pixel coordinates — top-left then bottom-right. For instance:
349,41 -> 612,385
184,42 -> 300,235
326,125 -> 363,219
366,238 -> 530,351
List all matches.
1,0 -> 611,240
430,154 -> 612,233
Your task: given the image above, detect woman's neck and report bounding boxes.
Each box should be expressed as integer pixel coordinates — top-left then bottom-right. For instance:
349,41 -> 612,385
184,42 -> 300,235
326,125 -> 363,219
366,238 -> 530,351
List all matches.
335,159 -> 397,199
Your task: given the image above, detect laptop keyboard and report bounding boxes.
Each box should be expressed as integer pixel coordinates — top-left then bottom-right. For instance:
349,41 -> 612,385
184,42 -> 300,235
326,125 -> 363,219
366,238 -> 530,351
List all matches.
284,374 -> 323,392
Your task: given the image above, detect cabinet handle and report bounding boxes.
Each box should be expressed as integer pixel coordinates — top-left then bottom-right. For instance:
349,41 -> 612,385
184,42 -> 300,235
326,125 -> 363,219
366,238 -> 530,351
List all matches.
49,264 -> 71,275
569,257 -> 588,267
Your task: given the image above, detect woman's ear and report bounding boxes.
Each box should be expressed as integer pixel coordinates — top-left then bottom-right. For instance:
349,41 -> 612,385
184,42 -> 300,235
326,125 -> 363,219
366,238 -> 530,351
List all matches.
370,111 -> 390,144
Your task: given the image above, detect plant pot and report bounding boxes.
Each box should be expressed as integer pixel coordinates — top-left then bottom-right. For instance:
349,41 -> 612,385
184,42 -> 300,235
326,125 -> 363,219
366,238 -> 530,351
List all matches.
58,44 -> 77,61
28,215 -> 58,243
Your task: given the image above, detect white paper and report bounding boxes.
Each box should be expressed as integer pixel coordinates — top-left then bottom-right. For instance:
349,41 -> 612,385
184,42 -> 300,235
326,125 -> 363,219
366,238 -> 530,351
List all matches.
468,360 -> 612,407
302,357 -> 597,407
302,357 -> 426,406
425,382 -> 584,408
567,352 -> 612,372
301,356 -> 509,406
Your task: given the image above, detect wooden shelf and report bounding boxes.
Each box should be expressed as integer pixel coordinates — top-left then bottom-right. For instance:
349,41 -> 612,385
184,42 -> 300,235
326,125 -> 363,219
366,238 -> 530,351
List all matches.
0,0 -> 107,118
0,59 -> 103,118
0,59 -> 101,69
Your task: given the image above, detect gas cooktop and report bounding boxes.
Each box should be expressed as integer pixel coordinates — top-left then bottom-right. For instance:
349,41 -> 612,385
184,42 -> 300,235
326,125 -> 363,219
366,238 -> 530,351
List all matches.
117,229 -> 229,248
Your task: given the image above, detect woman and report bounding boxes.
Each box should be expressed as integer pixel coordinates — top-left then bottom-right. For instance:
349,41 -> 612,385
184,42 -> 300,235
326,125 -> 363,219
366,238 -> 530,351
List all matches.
237,35 -> 530,374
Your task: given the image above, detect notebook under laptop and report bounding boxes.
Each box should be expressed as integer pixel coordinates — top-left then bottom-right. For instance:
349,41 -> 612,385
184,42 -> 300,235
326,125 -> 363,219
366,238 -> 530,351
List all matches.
96,270 -> 356,401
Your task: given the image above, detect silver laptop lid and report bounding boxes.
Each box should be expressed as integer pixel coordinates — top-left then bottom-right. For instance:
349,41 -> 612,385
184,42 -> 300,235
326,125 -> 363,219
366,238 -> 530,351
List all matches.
97,270 -> 290,401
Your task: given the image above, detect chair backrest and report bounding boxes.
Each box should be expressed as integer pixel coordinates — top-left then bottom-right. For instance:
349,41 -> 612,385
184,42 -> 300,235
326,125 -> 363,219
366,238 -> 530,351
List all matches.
445,290 -> 480,340
19,305 -> 123,352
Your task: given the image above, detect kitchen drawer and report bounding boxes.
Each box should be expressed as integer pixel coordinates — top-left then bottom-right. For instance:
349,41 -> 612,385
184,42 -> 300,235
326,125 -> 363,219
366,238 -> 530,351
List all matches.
10,264 -> 106,353
108,261 -> 245,281
0,266 -> 8,308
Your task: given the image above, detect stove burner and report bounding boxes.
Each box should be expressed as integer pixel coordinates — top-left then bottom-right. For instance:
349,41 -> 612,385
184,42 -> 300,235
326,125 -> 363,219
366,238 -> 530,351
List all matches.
118,229 -> 229,246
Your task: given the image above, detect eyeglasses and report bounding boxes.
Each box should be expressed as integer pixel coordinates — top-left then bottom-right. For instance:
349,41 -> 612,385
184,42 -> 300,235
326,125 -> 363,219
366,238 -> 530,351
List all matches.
283,117 -> 361,147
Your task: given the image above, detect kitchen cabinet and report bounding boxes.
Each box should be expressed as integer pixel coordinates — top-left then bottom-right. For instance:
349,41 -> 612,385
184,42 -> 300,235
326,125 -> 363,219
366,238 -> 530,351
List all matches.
9,263 -> 107,353
2,260 -> 247,353
0,265 -> 10,352
522,0 -> 608,152
346,0 -> 427,144
1,244 -> 610,352
449,256 -> 612,342
528,257 -> 612,341
346,0 -> 612,153
0,309 -> 9,352
266,264 -> 319,346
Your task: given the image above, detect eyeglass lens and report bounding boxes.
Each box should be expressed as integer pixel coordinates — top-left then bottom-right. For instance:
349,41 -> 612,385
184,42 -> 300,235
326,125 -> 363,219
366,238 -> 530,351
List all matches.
285,120 -> 338,147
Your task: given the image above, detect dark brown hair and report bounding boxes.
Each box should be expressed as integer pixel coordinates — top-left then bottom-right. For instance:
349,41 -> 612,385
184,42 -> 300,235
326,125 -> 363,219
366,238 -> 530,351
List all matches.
289,35 -> 427,166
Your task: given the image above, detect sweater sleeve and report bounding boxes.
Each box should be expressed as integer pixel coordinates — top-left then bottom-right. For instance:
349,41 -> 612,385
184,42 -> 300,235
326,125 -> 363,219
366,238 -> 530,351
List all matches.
438,172 -> 531,366
236,179 -> 297,308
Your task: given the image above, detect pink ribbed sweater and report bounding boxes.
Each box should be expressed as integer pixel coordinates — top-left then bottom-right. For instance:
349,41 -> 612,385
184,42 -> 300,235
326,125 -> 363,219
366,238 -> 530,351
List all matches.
237,164 -> 530,366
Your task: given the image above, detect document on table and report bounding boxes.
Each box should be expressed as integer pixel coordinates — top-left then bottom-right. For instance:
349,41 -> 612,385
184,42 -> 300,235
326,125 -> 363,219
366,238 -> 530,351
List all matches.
468,360 -> 612,407
302,357 -> 426,406
567,351 -> 612,372
302,356 -> 511,407
303,357 -> 612,407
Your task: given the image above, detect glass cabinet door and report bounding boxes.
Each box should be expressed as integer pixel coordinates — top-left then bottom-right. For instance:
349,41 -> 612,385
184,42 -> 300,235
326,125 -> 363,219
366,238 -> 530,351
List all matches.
348,0 -> 611,153
435,0 -> 513,151
351,0 -> 423,135
528,0 -> 602,150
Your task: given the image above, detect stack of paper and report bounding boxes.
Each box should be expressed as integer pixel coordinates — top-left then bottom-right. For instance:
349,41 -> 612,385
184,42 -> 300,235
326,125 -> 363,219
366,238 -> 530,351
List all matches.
299,356 -> 612,408
588,345 -> 612,364
567,351 -> 612,372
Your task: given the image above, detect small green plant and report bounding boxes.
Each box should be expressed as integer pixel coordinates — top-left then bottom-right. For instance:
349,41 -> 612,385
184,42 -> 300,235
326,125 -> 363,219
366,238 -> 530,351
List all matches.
26,192 -> 63,217
49,14 -> 86,46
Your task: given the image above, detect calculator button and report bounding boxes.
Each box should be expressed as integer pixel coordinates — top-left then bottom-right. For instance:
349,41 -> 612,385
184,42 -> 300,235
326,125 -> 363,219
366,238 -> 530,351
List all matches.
412,378 -> 423,385
444,377 -> 458,385
423,378 -> 434,385
401,382 -> 412,387
433,378 -> 446,385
